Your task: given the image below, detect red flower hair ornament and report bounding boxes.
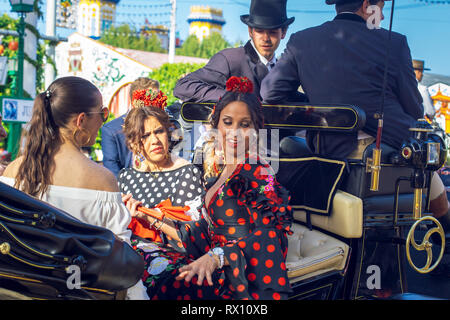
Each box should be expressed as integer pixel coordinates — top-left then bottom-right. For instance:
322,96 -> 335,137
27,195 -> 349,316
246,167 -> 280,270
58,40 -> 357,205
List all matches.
225,76 -> 254,94
212,76 -> 255,115
132,88 -> 168,109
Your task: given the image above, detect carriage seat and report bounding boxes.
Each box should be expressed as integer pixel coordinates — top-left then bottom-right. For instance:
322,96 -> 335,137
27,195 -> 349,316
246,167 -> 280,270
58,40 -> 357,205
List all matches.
293,190 -> 363,238
343,141 -> 426,217
287,223 -> 350,284
279,136 -> 312,158
344,141 -> 417,198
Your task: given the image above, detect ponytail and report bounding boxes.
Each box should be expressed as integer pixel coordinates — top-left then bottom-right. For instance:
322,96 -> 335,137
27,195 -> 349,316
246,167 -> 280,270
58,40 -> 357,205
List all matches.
13,77 -> 101,197
15,92 -> 62,197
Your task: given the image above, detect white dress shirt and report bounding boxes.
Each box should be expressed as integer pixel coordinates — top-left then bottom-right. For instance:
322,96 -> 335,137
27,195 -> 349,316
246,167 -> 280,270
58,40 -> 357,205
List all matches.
418,82 -> 435,117
250,40 -> 277,71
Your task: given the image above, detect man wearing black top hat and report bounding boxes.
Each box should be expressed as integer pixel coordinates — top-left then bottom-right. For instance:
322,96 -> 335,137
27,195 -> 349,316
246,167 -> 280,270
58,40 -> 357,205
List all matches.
261,0 -> 450,255
173,0 -> 302,102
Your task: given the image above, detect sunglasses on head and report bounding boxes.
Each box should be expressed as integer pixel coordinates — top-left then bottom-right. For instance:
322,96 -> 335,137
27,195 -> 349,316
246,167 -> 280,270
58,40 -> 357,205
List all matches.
86,106 -> 110,122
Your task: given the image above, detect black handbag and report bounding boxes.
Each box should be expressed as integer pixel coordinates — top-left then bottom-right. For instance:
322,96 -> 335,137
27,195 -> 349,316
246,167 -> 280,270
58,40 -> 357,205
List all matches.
0,181 -> 144,299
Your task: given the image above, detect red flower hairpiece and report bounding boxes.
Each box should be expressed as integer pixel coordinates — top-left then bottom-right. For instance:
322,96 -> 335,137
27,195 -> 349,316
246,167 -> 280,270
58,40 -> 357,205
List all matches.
225,76 -> 254,94
132,89 -> 168,109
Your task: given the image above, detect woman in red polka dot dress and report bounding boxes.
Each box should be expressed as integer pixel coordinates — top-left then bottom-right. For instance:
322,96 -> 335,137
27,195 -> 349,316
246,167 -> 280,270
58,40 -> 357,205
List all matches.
175,77 -> 293,300
130,77 -> 293,300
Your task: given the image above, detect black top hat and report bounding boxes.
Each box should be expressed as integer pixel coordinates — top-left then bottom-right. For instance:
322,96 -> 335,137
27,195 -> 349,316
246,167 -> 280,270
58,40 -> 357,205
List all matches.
240,0 -> 295,29
326,0 -> 391,4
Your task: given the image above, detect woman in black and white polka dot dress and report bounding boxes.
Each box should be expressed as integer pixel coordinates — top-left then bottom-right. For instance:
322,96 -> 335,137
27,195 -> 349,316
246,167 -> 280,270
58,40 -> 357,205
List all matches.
119,102 -> 219,299
118,163 -> 203,221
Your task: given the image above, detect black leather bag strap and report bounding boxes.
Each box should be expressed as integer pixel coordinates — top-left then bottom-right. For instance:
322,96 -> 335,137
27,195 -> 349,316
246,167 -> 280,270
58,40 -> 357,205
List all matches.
0,181 -> 144,291
0,220 -> 84,270
0,200 -> 56,229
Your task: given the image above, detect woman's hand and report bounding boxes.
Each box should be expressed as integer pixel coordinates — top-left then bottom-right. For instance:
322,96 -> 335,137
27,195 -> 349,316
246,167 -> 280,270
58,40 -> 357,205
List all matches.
176,253 -> 218,286
122,193 -> 143,218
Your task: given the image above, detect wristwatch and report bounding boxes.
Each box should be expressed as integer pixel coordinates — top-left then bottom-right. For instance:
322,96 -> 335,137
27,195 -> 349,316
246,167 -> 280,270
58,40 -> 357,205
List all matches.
210,247 -> 225,269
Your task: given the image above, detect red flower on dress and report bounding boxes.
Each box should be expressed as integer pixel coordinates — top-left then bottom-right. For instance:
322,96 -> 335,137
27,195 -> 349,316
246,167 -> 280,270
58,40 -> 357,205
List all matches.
253,165 -> 270,180
265,190 -> 284,205
132,89 -> 168,109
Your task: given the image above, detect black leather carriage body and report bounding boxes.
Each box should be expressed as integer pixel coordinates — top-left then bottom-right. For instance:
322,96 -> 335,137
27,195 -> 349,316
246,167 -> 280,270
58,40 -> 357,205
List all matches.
0,181 -> 144,297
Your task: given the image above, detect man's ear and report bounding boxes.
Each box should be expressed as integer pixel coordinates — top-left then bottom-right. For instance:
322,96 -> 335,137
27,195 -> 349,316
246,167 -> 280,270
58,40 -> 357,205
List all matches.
355,0 -> 369,17
248,26 -> 254,40
281,28 -> 288,40
362,0 -> 371,16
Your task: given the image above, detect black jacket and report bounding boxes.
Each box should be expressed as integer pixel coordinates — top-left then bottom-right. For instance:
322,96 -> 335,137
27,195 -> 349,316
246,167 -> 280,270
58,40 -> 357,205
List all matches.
261,14 -> 423,158
174,41 -> 275,102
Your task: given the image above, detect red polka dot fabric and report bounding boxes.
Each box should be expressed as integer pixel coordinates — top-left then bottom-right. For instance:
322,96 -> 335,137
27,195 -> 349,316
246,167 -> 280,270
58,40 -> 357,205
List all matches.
134,156 -> 293,300
177,157 -> 293,299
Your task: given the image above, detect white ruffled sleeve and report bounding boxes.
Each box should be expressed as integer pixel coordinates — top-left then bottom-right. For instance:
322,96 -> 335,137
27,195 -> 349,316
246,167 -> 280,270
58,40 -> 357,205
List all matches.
98,194 -> 132,245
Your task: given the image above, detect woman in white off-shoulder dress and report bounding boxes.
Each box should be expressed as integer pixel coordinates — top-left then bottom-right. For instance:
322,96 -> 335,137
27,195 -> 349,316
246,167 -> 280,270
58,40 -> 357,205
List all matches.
0,76 -> 147,299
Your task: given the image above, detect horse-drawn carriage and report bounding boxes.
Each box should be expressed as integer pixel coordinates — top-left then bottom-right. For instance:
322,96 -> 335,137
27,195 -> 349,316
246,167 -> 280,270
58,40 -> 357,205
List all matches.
0,101 -> 448,300
184,102 -> 448,300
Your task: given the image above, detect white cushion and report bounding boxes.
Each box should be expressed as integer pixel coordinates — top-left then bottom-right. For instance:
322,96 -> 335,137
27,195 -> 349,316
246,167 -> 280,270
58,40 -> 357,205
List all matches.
287,223 -> 350,283
293,190 -> 363,238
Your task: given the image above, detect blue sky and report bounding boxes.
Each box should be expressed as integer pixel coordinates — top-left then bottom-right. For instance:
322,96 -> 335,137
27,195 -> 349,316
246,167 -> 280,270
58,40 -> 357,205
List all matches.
1,0 -> 449,76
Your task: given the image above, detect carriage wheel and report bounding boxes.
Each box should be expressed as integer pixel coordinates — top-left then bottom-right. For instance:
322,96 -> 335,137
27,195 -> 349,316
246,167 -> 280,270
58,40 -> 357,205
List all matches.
406,216 -> 446,274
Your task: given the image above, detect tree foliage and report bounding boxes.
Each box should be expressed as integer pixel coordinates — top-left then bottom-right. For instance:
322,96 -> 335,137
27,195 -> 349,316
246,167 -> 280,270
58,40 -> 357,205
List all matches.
99,24 -> 166,53
176,32 -> 231,59
0,13 -> 47,97
149,62 -> 206,105
200,32 -> 232,58
175,35 -> 200,58
0,14 -> 19,97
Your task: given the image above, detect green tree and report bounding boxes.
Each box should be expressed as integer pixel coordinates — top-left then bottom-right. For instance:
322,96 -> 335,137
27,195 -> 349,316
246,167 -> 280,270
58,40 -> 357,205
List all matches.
233,39 -> 244,48
176,32 -> 231,59
199,32 -> 231,58
99,24 -> 166,53
149,62 -> 206,105
176,34 -> 201,57
0,13 -> 47,97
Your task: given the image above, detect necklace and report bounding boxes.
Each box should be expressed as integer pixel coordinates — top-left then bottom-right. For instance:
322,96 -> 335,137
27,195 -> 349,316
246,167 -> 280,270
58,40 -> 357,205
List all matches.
146,157 -> 173,180
148,170 -> 159,179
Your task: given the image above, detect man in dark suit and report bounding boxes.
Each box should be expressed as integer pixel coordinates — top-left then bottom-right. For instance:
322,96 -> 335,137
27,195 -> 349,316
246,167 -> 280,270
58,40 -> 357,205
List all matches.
261,0 -> 423,158
261,0 -> 450,255
101,77 -> 159,177
173,0 -> 299,102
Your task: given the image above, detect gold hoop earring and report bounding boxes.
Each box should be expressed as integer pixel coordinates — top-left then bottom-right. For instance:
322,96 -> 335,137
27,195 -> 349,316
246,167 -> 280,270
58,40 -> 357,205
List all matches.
73,128 -> 91,147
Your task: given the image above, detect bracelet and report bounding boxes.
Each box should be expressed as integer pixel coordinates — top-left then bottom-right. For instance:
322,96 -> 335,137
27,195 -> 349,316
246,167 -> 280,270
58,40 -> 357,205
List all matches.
155,217 -> 166,231
207,251 -> 220,269
208,247 -> 224,269
149,218 -> 158,228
